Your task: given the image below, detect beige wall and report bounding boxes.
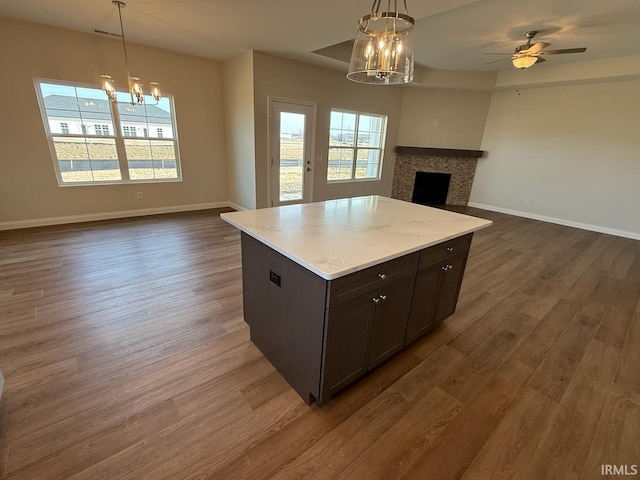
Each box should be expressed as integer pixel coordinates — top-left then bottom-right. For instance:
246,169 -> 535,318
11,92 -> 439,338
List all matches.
0,16 -> 227,225
252,51 -> 405,208
397,87 -> 492,150
471,80 -> 640,237
223,52 -> 256,210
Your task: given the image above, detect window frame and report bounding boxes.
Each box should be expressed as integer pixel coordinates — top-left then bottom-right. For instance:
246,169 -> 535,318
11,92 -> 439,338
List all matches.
34,78 -> 182,187
327,108 -> 387,183
95,124 -> 110,136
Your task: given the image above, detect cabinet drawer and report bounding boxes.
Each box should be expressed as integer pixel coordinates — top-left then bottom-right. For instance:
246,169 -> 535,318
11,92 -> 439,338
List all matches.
418,234 -> 472,270
327,252 -> 419,309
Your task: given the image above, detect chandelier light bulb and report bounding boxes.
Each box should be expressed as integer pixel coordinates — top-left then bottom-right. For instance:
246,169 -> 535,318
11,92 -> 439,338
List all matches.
101,75 -> 116,102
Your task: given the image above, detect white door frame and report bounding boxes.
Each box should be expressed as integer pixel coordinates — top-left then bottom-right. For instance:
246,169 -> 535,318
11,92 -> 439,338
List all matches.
268,96 -> 317,207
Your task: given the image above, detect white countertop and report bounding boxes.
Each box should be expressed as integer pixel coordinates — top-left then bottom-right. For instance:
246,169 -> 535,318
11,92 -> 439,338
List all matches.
220,196 -> 492,280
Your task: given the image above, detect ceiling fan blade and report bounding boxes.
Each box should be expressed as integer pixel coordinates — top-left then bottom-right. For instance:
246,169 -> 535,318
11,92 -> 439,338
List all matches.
482,53 -> 513,55
485,58 -> 510,64
528,42 -> 550,54
539,47 -> 587,55
535,57 -> 546,64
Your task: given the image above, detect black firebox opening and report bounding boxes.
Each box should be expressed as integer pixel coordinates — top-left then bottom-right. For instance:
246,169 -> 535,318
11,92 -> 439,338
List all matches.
411,172 -> 451,206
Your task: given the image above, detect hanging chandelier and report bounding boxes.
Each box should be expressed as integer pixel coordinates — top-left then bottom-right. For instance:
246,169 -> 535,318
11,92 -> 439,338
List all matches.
101,1 -> 161,105
347,0 -> 415,85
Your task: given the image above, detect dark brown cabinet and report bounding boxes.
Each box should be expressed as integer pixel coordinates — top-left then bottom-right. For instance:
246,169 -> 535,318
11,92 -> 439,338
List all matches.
433,253 -> 468,322
404,263 -> 441,344
368,275 -> 415,369
405,235 -> 472,346
240,232 -> 473,404
321,292 -> 376,398
321,273 -> 415,399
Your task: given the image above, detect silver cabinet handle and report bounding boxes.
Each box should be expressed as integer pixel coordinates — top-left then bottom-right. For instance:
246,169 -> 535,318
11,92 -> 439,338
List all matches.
379,294 -> 387,301
446,246 -> 454,252
378,273 -> 386,280
441,265 -> 448,271
372,297 -> 380,304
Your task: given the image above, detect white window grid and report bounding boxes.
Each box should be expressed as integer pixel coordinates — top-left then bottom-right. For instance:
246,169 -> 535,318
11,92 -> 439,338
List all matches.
34,78 -> 182,186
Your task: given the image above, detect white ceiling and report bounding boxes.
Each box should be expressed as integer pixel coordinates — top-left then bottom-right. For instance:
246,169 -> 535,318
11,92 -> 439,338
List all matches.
1,0 -> 639,72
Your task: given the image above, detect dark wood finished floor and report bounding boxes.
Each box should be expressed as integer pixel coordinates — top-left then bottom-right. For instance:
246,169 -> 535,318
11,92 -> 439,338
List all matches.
0,207 -> 638,479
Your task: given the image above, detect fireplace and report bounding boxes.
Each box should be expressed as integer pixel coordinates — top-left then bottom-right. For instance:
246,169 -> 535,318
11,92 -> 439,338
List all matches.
391,147 -> 483,206
412,172 -> 451,206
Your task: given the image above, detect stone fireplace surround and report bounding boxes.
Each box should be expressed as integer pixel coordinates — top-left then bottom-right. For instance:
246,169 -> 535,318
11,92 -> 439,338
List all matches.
391,147 -> 483,206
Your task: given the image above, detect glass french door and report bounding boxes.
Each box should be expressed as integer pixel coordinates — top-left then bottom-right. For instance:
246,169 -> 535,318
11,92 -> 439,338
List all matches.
269,99 -> 315,206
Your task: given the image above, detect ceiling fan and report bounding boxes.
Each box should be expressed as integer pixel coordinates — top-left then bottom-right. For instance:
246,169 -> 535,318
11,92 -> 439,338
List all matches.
485,31 -> 587,69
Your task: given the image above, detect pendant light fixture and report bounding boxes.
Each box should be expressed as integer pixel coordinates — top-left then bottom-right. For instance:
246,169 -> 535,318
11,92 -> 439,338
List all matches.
347,0 -> 415,85
101,1 -> 161,105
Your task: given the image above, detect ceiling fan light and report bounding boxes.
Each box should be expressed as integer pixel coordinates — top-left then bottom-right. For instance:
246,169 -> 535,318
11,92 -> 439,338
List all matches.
347,5 -> 415,85
512,55 -> 538,69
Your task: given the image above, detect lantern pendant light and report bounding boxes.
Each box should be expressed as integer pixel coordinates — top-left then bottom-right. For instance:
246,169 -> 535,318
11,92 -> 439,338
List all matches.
347,0 -> 415,85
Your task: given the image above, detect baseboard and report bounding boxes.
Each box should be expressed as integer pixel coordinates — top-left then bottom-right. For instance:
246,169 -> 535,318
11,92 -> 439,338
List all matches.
0,202 -> 233,231
226,201 -> 249,212
468,202 -> 640,241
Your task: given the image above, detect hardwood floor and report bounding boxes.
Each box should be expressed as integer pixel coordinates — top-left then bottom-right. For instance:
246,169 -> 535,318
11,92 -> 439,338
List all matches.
0,207 -> 638,479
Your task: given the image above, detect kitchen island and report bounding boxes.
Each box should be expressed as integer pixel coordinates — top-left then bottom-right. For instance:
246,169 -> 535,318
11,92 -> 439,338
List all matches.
221,196 -> 492,403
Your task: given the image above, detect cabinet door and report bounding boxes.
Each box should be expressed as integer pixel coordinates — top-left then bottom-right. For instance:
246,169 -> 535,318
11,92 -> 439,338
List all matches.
434,253 -> 468,323
404,264 -> 441,345
368,275 -> 415,370
321,292 -> 376,399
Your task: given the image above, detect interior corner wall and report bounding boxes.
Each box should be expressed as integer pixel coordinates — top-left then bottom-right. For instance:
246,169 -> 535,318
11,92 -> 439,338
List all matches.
397,87 -> 492,150
0,16 -> 227,225
223,51 -> 257,210
251,51 -> 405,209
470,79 -> 640,237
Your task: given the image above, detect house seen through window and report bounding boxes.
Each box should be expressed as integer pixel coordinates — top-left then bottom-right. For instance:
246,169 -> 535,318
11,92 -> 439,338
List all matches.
35,80 -> 181,184
327,109 -> 387,182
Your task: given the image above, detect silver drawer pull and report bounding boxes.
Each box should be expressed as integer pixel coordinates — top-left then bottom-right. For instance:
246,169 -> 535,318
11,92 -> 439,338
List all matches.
446,246 -> 454,252
379,294 -> 387,301
378,273 -> 386,280
372,297 -> 380,304
441,265 -> 448,271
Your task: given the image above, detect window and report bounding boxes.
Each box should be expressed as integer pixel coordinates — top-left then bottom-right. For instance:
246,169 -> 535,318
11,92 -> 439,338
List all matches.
36,80 -> 180,184
123,126 -> 137,137
156,128 -> 163,138
327,109 -> 387,182
95,124 -> 110,136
